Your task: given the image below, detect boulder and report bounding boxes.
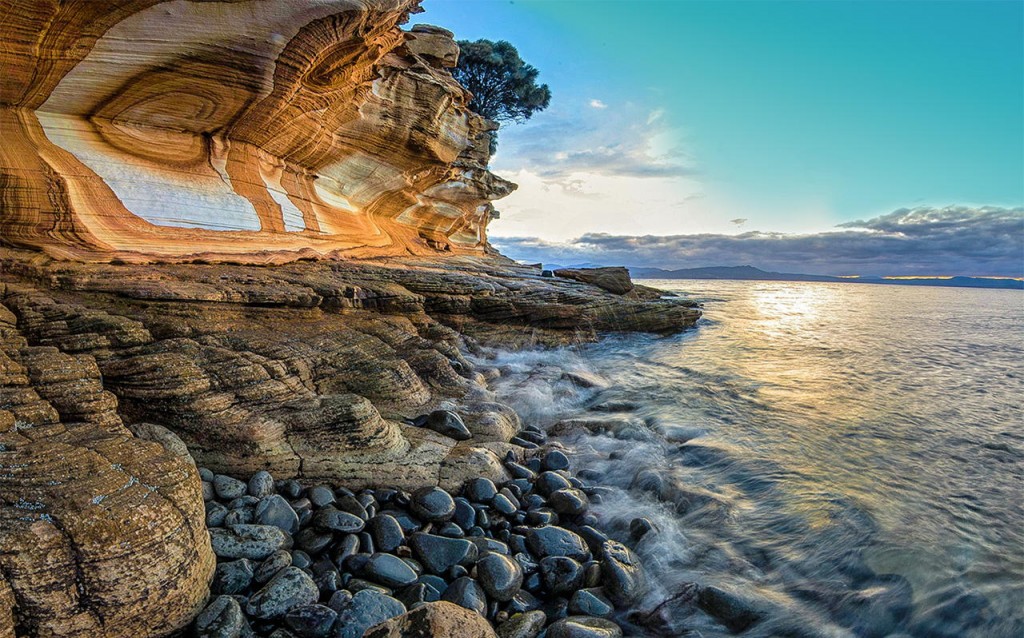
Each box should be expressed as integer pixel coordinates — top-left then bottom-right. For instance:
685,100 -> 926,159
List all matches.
364,601 -> 498,638
553,268 -> 635,295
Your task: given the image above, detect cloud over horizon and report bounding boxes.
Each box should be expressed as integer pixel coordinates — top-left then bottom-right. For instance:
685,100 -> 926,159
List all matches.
491,206 -> 1024,277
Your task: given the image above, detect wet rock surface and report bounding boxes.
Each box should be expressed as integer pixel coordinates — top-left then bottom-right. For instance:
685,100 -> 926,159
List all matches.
192,441 -> 643,637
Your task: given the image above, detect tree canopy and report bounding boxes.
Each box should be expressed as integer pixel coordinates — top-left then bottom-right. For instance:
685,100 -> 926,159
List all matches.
452,39 -> 551,124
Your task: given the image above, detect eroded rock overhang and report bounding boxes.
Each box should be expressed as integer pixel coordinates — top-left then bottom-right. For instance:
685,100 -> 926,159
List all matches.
0,0 -> 515,263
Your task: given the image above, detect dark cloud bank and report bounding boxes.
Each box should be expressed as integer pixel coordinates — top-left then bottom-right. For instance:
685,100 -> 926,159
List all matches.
492,206 -> 1024,278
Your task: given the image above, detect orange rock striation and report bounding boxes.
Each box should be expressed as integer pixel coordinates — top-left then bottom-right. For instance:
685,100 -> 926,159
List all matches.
0,0 -> 512,263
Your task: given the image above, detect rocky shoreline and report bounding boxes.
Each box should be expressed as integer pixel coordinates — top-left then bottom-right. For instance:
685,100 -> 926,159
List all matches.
0,248 -> 698,637
192,419 -> 646,638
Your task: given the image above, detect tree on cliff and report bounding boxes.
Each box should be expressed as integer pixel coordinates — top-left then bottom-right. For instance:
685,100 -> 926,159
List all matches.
453,39 -> 551,124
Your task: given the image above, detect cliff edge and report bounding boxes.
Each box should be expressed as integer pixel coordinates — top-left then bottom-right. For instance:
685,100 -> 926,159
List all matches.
0,0 -> 511,263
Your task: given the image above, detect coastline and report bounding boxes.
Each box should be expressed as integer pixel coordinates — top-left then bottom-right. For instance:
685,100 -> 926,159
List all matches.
0,247 -> 698,637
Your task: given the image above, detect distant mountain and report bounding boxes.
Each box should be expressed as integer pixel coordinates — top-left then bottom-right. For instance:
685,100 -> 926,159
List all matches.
629,265 -> 1023,290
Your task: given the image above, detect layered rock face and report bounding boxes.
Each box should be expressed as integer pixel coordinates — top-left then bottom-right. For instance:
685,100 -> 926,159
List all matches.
0,248 -> 699,636
0,0 -> 512,263
0,289 -> 215,637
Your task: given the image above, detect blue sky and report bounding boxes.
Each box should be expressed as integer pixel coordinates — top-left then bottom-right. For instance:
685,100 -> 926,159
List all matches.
420,0 -> 1024,276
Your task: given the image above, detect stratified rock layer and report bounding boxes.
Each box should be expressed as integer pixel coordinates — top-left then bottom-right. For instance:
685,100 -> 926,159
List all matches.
0,290 -> 215,637
0,0 -> 512,263
0,247 -> 699,636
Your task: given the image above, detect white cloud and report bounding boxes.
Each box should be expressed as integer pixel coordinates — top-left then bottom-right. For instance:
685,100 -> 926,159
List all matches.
589,99 -> 608,109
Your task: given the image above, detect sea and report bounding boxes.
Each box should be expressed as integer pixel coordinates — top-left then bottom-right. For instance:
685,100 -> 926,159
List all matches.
476,280 -> 1023,637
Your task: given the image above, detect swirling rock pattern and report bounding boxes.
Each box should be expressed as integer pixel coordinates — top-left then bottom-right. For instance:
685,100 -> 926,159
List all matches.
0,0 -> 512,263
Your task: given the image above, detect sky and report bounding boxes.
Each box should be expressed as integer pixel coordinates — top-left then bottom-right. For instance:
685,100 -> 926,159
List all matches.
419,0 -> 1024,276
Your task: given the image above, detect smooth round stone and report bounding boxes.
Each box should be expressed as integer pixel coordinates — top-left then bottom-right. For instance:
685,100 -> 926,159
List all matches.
499,488 -> 521,508
525,526 -> 589,561
277,479 -> 303,499
525,508 -> 558,526
477,553 -> 524,602
509,436 -> 538,449
198,467 -> 215,482
569,588 -> 614,617
630,469 -> 665,497
575,526 -> 610,554
492,493 -> 517,516
307,485 -> 336,508
359,532 -> 375,555
294,528 -> 333,555
246,566 -> 319,619
508,589 -> 542,614
510,535 -> 529,555
379,509 -> 421,534
549,489 -> 589,516
600,540 -> 646,605
213,474 -> 248,500
498,610 -> 547,638
206,502 -> 229,528
514,552 -> 539,575
337,495 -> 369,520
330,534 -> 361,566
546,616 -> 623,638
223,509 -> 253,526
470,537 -> 510,555
395,582 -> 438,608
202,481 -> 215,502
291,550 -> 312,570
452,498 -> 477,530
425,409 -> 472,441
505,462 -> 536,480
409,532 -> 478,575
629,517 -> 655,542
464,478 -> 498,503
209,471 -> 245,501
346,578 -> 388,595
449,564 -> 469,580
312,507 -> 365,533
194,595 -> 245,638
284,604 -> 337,638
212,558 -> 253,595
344,553 -> 372,574
582,560 -> 601,588
255,495 -> 300,535
363,552 -> 418,588
368,514 -> 405,552
327,590 -> 353,613
247,470 -> 275,498
210,524 -> 292,560
540,556 -> 584,595
437,522 -> 464,538
441,577 -> 488,615
314,569 -> 343,596
410,487 -> 456,522
542,450 -> 571,472
255,550 -> 292,585
417,574 -> 448,597
332,589 -> 406,638
535,471 -> 573,497
229,495 -> 260,510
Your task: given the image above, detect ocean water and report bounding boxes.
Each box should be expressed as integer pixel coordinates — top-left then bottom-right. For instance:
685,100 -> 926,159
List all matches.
477,280 -> 1023,637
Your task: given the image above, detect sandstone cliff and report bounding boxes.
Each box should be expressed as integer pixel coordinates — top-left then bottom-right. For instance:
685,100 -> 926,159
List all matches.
0,0 -> 512,263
